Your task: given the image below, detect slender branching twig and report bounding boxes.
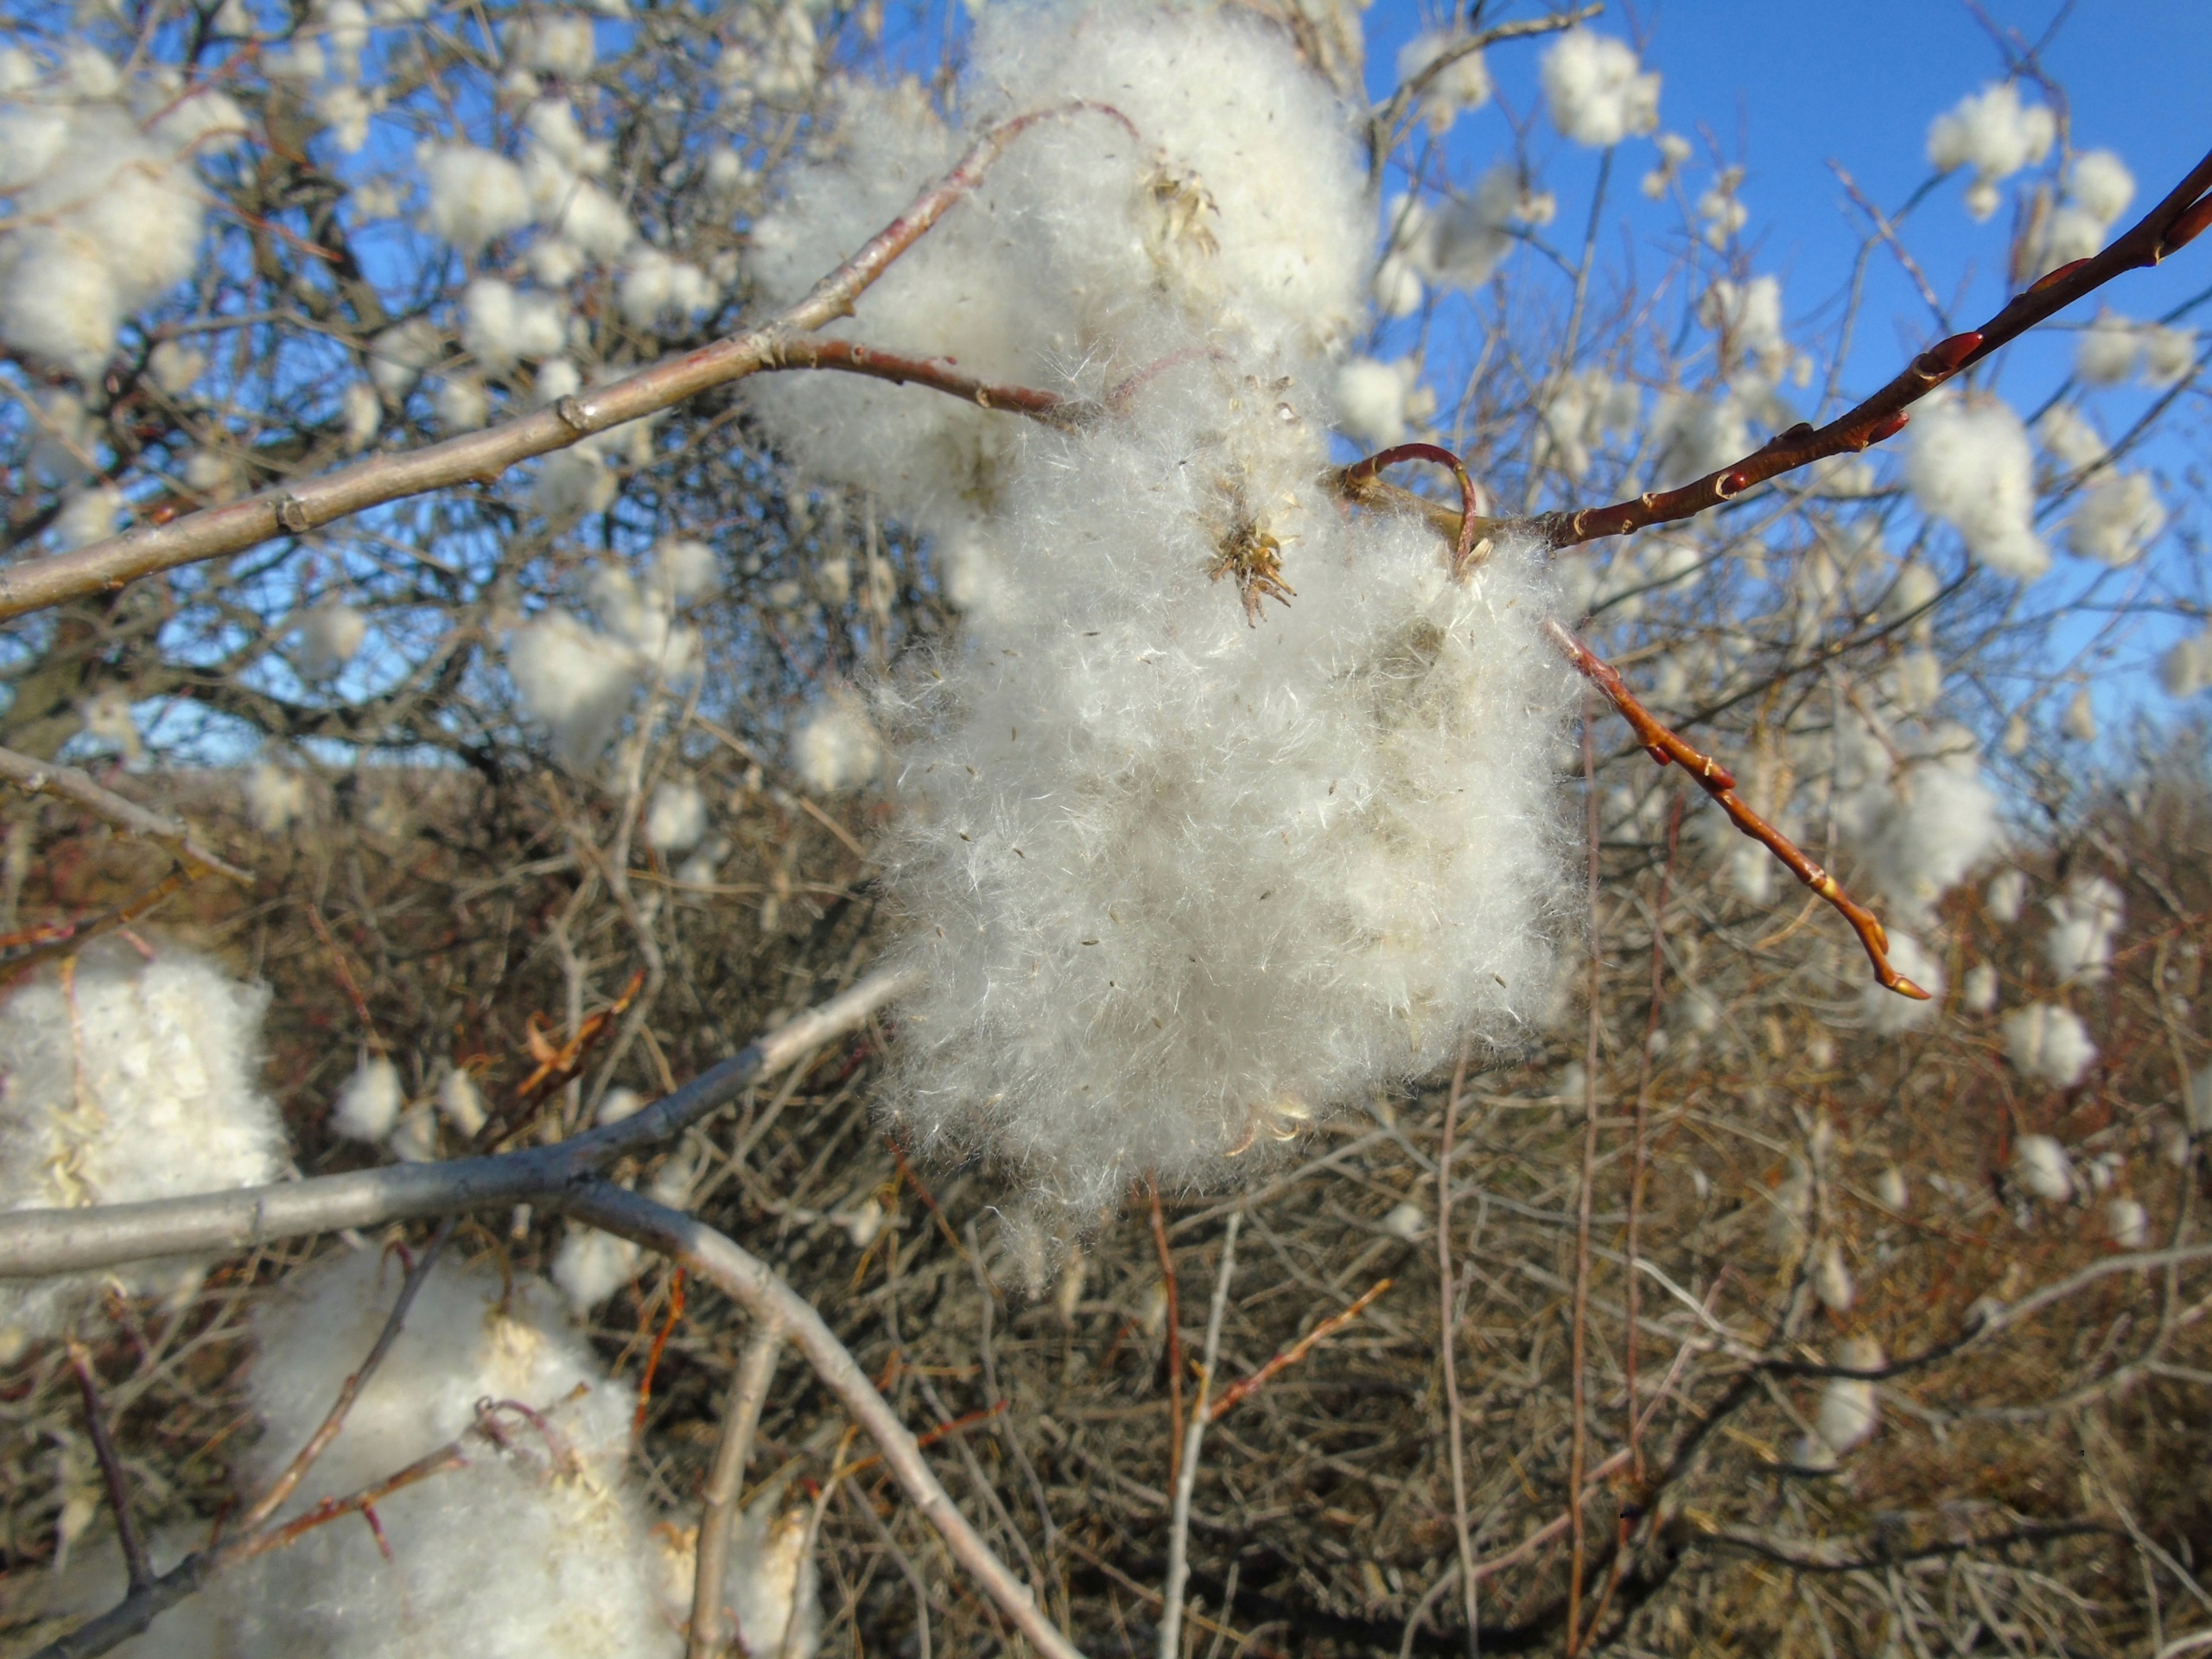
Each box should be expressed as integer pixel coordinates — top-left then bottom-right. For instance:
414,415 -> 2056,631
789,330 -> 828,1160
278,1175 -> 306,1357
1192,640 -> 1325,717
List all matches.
690,1319 -> 784,1658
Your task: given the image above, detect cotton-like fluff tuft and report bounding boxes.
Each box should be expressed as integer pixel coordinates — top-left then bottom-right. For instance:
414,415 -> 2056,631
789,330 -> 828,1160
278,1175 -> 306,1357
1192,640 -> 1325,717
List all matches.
1398,165 -> 1555,293
2064,683 -> 2097,739
1962,961 -> 1999,1013
464,277 -> 568,372
2034,148 -> 2135,273
1904,393 -> 2047,580
744,4 -> 1369,537
0,942 -> 287,1352
1986,868 -> 2026,924
1815,1336 -> 1883,1453
645,778 -> 708,852
876,368 -> 1575,1218
246,762 -> 310,834
791,697 -> 882,792
2013,1133 -> 2075,1201
1539,28 -> 1661,149
421,142 -> 532,253
330,1055 -> 404,1141
1811,1238 -> 1855,1313
507,580 -> 698,772
1396,30 -> 1491,134
1925,81 -> 2054,219
2140,322 -> 2198,388
233,1251 -> 677,1658
2075,308 -> 2142,385
437,1065 -> 487,1136
0,92 -> 223,378
1861,933 -> 1942,1034
293,601 -> 367,681
2164,628 -> 2212,698
1859,758 -> 2003,924
2002,1002 -> 2096,1089
725,1490 -> 823,1659
2037,402 -> 2107,470
2107,1195 -> 2149,1249
551,1151 -> 699,1314
2067,470 -> 2164,566
2044,873 -> 2122,983
653,537 -> 720,602
1334,355 -> 1420,450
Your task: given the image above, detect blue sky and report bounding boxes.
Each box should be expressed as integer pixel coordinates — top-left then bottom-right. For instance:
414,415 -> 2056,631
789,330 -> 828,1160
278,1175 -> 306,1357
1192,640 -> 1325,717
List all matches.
1352,0 -> 2212,737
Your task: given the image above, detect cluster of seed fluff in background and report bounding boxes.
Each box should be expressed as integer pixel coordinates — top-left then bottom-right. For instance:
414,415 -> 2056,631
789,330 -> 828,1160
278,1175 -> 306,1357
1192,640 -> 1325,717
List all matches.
0,942 -> 289,1360
746,1 -> 1575,1221
45,1251 -> 817,1657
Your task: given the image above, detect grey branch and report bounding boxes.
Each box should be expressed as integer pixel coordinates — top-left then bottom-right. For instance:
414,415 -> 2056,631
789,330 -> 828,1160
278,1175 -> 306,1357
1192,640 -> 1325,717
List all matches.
558,1183 -> 1089,1659
0,966 -> 920,1281
0,105 -> 1124,624
690,1319 -> 784,1658
0,745 -> 250,883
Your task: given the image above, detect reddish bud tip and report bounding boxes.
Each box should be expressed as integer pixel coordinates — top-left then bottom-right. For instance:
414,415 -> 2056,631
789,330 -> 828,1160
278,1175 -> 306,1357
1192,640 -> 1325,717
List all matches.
1928,330 -> 1985,372
1860,410 -> 1910,448
2160,193 -> 2212,258
1643,744 -> 1672,769
2026,257 -> 2091,296
1714,468 -> 1751,499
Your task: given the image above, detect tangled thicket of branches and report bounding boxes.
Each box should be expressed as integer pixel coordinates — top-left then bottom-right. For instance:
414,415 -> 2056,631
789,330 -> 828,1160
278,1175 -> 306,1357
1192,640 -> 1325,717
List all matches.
3,1 -> 2211,1655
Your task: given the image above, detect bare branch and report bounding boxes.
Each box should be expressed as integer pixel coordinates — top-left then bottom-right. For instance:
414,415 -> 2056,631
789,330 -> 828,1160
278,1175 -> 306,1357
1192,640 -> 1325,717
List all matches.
0,105 -> 1133,624
0,966 -> 921,1280
65,1344 -> 149,1593
689,1319 -> 784,1659
556,1183 -> 1089,1659
1158,1211 -> 1238,1659
0,746 -> 250,884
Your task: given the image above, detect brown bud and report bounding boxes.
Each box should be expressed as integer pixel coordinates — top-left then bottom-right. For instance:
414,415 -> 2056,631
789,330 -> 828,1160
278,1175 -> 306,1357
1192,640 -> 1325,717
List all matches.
2158,192 -> 2212,259
2026,257 -> 2090,295
1859,410 -> 1910,448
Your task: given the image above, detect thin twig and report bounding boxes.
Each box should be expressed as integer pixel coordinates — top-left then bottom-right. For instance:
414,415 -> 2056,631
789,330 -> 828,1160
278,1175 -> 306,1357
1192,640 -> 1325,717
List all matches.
0,966 -> 922,1280
1147,1179 -> 1185,1490
558,1185 -> 1088,1659
1158,1212 -> 1240,1659
1436,1040 -> 1480,1659
0,103 -> 1136,622
238,1220 -> 454,1534
0,747 -> 249,883
1205,1280 -> 1390,1424
1566,708 -> 1604,1654
690,1319 -> 785,1658
65,1344 -> 149,1592
1546,620 -> 1926,997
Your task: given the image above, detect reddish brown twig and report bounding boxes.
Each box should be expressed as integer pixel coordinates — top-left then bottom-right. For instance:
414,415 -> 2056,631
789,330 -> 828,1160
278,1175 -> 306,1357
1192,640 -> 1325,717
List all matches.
1546,620 -> 1928,1000
632,1268 -> 686,1437
509,966 -> 649,1107
66,1344 -> 149,1592
1344,442 -> 1487,577
0,102 -> 1136,623
1206,1277 -> 1391,1423
1525,143 -> 2212,551
0,746 -> 249,884
238,1222 -> 454,1533
1147,1179 -> 1185,1486
760,337 -> 1086,429
0,867 -> 210,982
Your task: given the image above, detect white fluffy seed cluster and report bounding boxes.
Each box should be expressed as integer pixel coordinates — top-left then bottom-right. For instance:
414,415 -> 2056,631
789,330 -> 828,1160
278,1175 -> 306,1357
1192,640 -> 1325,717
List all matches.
1904,392 -> 2047,582
747,4 -> 1575,1218
183,1250 -> 822,1657
0,47 -> 246,380
1925,80 -> 2054,220
1538,28 -> 1661,149
0,942 -> 289,1357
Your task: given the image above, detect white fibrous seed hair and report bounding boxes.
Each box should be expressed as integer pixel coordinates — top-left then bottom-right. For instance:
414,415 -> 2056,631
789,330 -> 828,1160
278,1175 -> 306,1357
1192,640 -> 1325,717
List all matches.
645,779 -> 709,852
1396,30 -> 1491,134
1925,80 -> 2054,219
0,942 -> 286,1352
742,3 -> 1368,544
2044,873 -> 2123,982
437,1065 -> 487,1136
2037,402 -> 2107,469
421,142 -> 533,254
1811,1238 -> 1855,1313
791,696 -> 882,793
2107,1195 -> 2150,1249
507,575 -> 700,772
1986,868 -> 2027,924
2012,1132 -> 2075,1201
2164,627 -> 2212,698
464,277 -> 568,374
1539,28 -> 1661,149
553,1151 -> 700,1315
330,1055 -> 404,1142
2140,322 -> 2199,388
1859,754 -> 2004,924
1876,1166 -> 1910,1213
246,762 -> 311,835
1382,1201 -> 1426,1243
2060,687 -> 2096,742
232,1251 -> 674,1658
1815,1336 -> 1884,1453
2067,470 -> 2165,567
1334,355 -> 1419,450
293,601 -> 368,682
1396,165 -> 1556,295
2075,308 -> 2143,385
0,66 -> 244,379
1904,393 -> 2047,580
2034,148 -> 2135,273
1962,962 -> 1999,1014
874,376 -> 1574,1216
2002,1002 -> 2097,1089
1861,933 -> 1942,1034
653,537 -> 720,602
725,1488 -> 823,1659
